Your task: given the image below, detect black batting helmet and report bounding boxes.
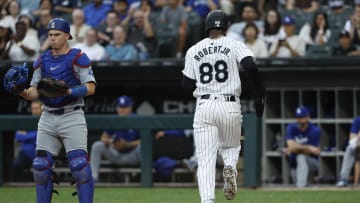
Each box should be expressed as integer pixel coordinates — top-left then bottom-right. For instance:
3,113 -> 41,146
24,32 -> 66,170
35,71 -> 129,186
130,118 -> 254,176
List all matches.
205,10 -> 228,33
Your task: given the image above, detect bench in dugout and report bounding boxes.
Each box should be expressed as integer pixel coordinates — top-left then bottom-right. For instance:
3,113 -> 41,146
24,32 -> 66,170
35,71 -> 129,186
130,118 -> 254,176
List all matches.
52,135 -> 196,183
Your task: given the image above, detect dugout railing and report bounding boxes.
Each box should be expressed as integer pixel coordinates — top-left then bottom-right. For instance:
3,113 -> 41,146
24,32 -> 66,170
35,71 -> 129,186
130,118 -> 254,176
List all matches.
0,113 -> 261,188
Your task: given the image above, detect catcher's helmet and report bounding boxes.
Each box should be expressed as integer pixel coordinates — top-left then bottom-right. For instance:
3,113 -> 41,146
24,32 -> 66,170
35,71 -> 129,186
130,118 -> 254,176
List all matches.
205,10 -> 228,33
47,18 -> 73,39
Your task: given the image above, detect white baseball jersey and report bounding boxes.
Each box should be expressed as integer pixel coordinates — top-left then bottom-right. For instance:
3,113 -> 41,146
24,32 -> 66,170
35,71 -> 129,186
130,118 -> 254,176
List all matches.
183,35 -> 255,203
182,36 -> 254,98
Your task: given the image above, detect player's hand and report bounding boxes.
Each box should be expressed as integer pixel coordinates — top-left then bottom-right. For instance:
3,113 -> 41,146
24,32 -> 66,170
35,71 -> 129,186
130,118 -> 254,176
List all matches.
307,145 -> 320,156
155,131 -> 165,139
112,138 -> 128,150
281,147 -> 291,156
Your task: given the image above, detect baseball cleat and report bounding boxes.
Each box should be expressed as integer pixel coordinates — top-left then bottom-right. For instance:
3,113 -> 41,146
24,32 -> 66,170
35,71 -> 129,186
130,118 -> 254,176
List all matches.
336,180 -> 348,187
223,165 -> 237,200
182,159 -> 197,172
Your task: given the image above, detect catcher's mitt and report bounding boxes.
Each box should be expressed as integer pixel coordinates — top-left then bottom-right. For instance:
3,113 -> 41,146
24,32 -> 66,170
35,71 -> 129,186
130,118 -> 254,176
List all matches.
37,78 -> 69,98
3,63 -> 29,95
255,87 -> 266,118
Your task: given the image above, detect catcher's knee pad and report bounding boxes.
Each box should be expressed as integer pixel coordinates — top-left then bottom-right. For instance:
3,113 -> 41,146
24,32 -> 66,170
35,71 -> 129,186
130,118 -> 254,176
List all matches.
355,147 -> 360,161
32,150 -> 54,203
67,150 -> 94,203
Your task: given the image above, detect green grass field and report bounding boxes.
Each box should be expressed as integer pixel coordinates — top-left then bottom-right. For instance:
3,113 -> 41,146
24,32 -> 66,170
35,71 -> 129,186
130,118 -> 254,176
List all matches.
1,187 -> 360,203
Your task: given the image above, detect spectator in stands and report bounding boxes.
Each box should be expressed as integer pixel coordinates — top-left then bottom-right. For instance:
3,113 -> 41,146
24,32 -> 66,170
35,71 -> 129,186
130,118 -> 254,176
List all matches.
0,25 -> 12,59
299,11 -> 331,46
69,8 -> 91,47
0,0 -> 12,19
325,0 -> 351,30
139,0 -> 155,23
18,14 -> 37,39
269,16 -> 306,57
114,0 -> 133,23
35,8 -> 52,53
227,3 -> 263,42
72,28 -> 106,61
185,0 -> 218,39
0,0 -> 21,33
332,30 -> 360,56
185,0 -> 219,19
83,0 -> 112,28
104,25 -> 138,60
18,0 -> 40,16
283,0 -> 319,13
282,106 -> 321,188
232,0 -> 259,21
243,22 -> 269,57
159,0 -> 188,58
336,116 -> 360,187
344,4 -> 360,46
32,0 -> 53,20
51,0 -> 81,19
90,95 -> 141,182
259,8 -> 284,50
124,9 -> 154,59
2,21 -> 40,61
97,10 -> 119,47
11,100 -> 42,182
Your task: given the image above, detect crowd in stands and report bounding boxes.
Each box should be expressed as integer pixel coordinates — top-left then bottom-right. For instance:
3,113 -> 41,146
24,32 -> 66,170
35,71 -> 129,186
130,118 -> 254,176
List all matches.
1,0 -> 360,60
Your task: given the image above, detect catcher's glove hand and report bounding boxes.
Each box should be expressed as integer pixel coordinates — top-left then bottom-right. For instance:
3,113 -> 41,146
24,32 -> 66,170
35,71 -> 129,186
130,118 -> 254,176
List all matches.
37,78 -> 69,98
255,87 -> 266,118
3,62 -> 29,95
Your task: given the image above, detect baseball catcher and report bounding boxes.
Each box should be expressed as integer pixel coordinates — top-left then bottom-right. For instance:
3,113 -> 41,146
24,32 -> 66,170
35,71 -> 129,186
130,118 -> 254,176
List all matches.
3,62 -> 29,95
37,78 -> 69,98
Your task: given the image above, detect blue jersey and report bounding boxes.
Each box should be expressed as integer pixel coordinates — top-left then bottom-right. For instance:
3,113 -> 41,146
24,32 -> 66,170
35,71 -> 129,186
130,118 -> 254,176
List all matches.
350,116 -> 360,134
105,129 -> 140,143
186,0 -> 219,17
15,130 -> 37,159
286,122 -> 321,157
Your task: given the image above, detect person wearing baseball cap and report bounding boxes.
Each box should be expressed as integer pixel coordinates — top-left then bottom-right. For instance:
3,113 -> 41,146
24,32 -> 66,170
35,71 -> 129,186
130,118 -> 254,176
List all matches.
47,18 -> 73,40
269,15 -> 306,57
116,95 -> 133,115
282,105 -> 321,188
26,15 -> 97,202
332,30 -> 360,56
90,95 -> 141,182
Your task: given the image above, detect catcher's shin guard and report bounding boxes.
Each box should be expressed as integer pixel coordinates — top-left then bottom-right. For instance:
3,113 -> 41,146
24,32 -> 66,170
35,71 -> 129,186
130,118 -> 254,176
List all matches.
32,150 -> 55,203
68,150 -> 94,203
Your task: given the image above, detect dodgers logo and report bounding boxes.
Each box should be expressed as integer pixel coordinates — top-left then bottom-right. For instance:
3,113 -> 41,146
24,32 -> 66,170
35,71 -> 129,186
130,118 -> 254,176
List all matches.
51,21 -> 55,29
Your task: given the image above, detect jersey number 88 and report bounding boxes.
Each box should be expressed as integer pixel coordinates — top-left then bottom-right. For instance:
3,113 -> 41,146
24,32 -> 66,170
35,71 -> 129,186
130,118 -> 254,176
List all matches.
199,60 -> 228,84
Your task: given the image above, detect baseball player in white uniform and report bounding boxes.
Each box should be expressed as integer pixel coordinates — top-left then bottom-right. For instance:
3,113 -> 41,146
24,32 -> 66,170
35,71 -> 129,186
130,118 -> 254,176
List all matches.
182,10 -> 265,203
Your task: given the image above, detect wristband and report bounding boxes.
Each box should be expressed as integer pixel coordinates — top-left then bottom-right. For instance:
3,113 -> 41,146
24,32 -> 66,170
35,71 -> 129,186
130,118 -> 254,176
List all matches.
70,85 -> 87,97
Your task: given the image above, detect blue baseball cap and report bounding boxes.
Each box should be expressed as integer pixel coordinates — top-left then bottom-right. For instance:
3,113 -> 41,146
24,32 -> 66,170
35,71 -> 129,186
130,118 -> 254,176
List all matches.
283,16 -> 295,25
295,106 -> 310,118
47,18 -> 73,39
117,95 -> 133,107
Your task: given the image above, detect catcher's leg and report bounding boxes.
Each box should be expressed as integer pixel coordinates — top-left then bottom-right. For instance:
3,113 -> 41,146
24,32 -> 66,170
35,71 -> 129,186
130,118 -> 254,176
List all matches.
68,149 -> 94,203
32,150 -> 55,203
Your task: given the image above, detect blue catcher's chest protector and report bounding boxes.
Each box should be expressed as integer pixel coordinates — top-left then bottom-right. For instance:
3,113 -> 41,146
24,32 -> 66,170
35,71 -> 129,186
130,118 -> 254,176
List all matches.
40,49 -> 82,107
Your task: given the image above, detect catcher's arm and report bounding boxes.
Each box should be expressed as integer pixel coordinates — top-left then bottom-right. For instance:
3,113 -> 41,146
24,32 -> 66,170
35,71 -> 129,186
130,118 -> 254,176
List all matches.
68,82 -> 96,97
19,86 -> 40,101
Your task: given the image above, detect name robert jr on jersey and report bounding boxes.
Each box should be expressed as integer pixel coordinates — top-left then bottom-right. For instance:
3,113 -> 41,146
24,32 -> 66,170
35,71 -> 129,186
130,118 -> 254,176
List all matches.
194,45 -> 230,61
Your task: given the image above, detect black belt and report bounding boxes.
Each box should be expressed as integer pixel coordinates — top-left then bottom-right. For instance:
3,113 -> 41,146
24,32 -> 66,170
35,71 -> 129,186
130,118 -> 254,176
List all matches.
47,106 -> 81,115
200,94 -> 236,102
